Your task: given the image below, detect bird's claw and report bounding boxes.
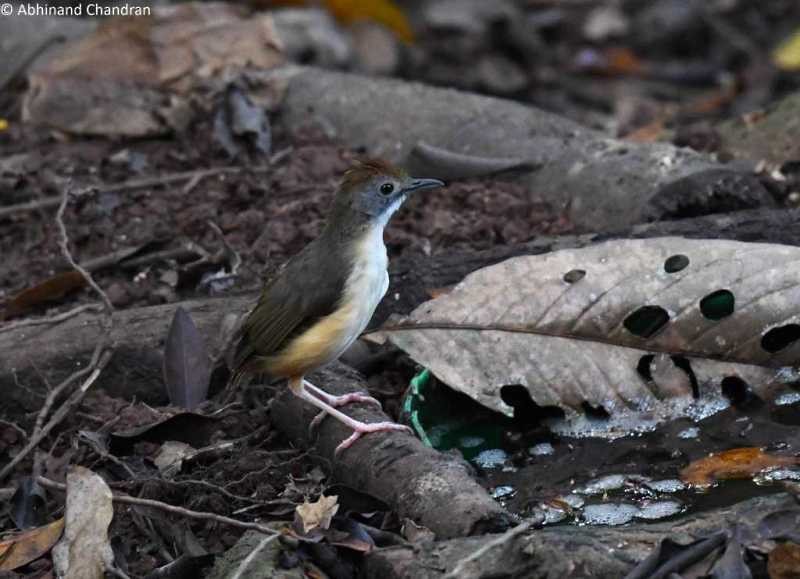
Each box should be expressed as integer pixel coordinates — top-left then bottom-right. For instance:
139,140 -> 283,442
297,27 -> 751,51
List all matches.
334,421 -> 413,457
307,392 -> 382,438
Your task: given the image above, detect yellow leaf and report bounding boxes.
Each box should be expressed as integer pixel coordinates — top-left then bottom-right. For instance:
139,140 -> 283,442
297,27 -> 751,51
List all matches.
269,0 -> 414,42
325,0 -> 414,42
773,29 -> 800,71
0,518 -> 65,571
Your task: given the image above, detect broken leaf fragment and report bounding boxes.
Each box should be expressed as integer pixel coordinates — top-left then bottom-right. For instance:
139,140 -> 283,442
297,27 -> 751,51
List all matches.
52,466 -> 116,579
0,518 -> 64,571
294,495 -> 339,535
23,3 -> 284,136
680,447 -> 800,488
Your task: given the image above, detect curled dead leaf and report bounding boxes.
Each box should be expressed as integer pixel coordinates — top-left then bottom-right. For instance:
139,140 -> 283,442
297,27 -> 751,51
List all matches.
294,495 -> 339,535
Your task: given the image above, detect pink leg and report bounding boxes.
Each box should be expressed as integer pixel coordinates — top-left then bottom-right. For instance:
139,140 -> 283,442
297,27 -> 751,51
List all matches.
304,380 -> 381,409
305,379 -> 383,434
290,378 -> 412,456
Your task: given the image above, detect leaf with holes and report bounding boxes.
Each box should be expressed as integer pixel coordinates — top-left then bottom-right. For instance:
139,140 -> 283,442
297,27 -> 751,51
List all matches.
385,238 -> 800,433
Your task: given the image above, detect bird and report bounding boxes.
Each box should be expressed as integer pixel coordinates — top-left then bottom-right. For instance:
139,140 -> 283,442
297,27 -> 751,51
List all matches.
231,158 -> 444,455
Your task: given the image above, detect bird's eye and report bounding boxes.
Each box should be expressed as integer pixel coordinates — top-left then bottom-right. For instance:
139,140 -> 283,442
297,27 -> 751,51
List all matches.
380,183 -> 394,195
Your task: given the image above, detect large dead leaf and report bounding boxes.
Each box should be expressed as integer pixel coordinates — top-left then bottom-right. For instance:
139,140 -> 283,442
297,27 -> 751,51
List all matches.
52,466 -> 115,579
23,2 -> 284,136
0,518 -> 64,571
387,238 -> 800,431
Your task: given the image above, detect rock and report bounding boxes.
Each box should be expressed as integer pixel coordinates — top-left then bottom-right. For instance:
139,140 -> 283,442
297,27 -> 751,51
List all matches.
270,66 -> 750,231
583,5 -> 629,41
717,91 -> 800,165
632,0 -> 706,51
421,0 -> 516,35
351,22 -> 400,76
106,282 -> 132,308
476,54 -> 528,95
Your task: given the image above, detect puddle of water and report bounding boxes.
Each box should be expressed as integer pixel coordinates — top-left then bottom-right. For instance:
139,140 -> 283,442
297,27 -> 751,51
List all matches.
404,371 -> 800,525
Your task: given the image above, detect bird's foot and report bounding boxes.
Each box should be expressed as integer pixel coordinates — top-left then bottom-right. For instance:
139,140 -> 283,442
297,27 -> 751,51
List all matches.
304,380 -> 381,409
307,392 -> 383,435
334,420 -> 413,456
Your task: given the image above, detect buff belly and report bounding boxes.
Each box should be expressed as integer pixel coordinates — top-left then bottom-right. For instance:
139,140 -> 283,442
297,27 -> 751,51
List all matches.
266,227 -> 389,378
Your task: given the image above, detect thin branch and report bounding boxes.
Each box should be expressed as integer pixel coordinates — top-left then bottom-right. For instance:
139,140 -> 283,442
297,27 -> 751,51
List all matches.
56,188 -> 114,318
0,303 -> 103,334
37,476 -> 281,536
442,519 -> 537,579
0,419 -> 28,440
0,186 -> 116,482
0,347 -> 113,481
229,533 -> 281,579
0,165 -> 272,220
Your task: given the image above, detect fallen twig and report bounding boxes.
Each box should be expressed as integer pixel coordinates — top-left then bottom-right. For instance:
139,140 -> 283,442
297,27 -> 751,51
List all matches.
0,303 -> 103,334
0,165 -> 271,220
37,476 -> 282,536
0,346 -> 113,481
0,186 -> 116,482
442,519 -> 537,579
55,189 -> 114,319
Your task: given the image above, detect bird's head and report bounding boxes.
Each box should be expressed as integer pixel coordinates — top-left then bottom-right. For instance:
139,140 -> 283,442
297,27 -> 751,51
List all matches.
328,159 -> 444,230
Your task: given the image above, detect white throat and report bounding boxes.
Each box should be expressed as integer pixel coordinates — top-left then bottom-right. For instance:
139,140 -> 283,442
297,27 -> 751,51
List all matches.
374,194 -> 406,229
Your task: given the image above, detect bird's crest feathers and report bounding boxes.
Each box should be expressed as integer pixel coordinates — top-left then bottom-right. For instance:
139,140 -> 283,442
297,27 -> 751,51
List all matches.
341,158 -> 406,191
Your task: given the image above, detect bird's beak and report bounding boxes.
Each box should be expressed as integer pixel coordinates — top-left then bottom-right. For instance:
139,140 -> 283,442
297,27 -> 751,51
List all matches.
403,178 -> 445,194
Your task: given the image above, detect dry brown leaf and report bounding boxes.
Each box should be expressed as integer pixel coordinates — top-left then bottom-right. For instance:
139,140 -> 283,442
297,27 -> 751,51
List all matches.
52,466 -> 115,579
153,440 -> 197,478
0,518 -> 64,571
680,448 -> 800,488
1,271 -> 86,320
294,495 -> 339,535
23,2 -> 284,136
387,238 -> 800,433
768,542 -> 800,579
